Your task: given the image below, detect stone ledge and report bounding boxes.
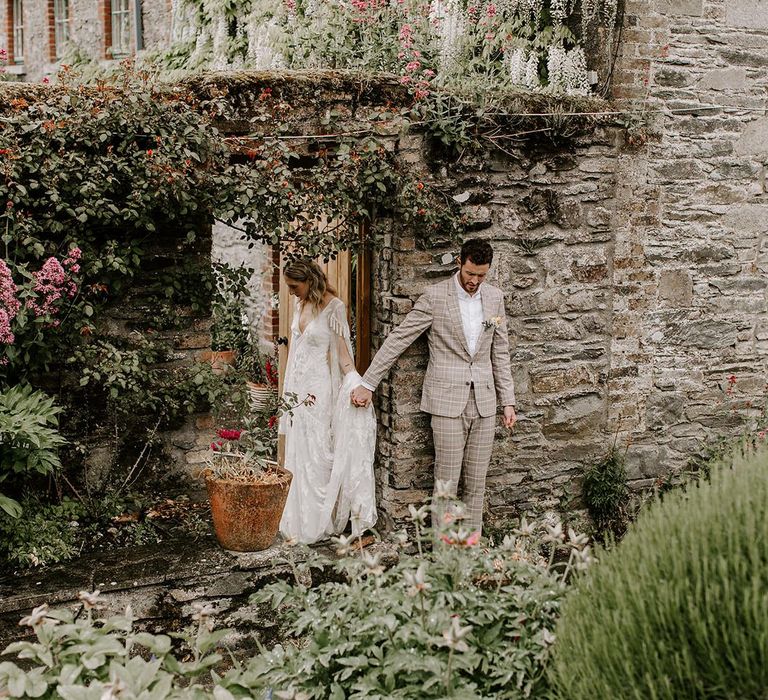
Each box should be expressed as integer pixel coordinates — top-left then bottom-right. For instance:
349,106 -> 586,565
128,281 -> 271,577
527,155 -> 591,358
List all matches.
0,535 -> 397,652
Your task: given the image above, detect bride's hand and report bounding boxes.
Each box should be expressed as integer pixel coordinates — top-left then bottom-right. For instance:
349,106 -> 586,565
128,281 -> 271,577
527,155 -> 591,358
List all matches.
351,385 -> 373,408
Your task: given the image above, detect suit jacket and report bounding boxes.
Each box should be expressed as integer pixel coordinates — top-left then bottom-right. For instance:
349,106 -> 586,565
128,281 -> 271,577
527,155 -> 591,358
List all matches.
362,276 -> 516,418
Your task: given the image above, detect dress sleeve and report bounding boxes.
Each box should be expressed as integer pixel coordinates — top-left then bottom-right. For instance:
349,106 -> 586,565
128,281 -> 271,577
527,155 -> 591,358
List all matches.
328,300 -> 356,376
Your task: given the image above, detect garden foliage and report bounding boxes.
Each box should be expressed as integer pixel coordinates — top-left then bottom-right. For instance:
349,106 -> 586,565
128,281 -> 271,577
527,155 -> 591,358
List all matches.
157,0 -> 619,100
0,65 -> 453,532
0,385 -> 66,517
0,506 -> 594,698
581,447 -> 628,538
549,446 -> 768,700
225,501 -> 594,699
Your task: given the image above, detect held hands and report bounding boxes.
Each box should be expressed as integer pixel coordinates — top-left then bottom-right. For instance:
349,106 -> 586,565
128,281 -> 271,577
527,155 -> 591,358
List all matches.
503,405 -> 517,431
351,385 -> 373,408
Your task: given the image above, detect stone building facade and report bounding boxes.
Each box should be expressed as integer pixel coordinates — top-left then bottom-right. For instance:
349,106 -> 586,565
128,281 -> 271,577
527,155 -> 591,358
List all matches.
373,0 -> 768,520
4,0 -> 768,524
0,0 -> 171,82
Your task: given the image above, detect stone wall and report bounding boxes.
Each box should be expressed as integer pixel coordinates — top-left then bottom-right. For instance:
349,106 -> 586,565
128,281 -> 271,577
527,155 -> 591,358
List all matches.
79,226 -> 214,490
372,129 -> 624,521
4,0 -> 766,522
375,0 -> 768,520
607,0 -> 768,487
212,220 -> 276,349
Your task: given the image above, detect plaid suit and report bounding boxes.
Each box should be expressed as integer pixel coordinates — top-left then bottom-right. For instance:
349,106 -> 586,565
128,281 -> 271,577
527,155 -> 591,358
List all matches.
362,276 -> 516,530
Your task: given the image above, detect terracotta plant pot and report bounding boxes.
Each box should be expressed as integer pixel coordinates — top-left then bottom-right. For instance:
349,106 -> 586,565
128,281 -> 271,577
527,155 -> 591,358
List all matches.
205,465 -> 292,552
201,350 -> 236,376
246,381 -> 277,412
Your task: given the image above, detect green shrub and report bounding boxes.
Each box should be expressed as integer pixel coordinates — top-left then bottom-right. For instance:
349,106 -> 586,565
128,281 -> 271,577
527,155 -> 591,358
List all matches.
1,594 -> 225,699
0,385 -> 66,517
223,506 -> 594,700
581,448 -> 628,538
0,494 -> 162,569
549,447 -> 768,700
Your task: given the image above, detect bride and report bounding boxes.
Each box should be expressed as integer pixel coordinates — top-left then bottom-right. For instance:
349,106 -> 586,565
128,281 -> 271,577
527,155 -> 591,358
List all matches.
278,258 -> 377,544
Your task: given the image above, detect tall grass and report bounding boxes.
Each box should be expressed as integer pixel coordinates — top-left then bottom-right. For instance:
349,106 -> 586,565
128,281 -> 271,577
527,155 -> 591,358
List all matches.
548,447 -> 768,699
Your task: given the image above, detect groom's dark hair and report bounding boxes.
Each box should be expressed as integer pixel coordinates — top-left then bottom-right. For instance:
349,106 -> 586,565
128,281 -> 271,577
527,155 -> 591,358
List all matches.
460,239 -> 493,266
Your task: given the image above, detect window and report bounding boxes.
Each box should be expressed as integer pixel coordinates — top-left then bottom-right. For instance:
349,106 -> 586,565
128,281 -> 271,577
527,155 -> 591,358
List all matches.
53,0 -> 70,60
110,0 -> 131,56
12,0 -> 24,62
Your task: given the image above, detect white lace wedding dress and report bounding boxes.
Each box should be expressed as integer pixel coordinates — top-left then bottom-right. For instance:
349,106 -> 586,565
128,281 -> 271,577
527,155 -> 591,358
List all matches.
278,296 -> 377,544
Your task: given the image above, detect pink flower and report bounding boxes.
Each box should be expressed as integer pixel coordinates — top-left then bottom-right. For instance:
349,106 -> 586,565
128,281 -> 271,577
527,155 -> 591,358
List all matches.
42,77 -> 50,84
26,255 -> 78,317
0,259 -> 20,320
0,309 -> 14,345
465,530 -> 481,547
440,529 -> 481,547
486,3 -> 497,16
405,61 -> 421,73
422,68 -> 435,78
399,76 -> 411,85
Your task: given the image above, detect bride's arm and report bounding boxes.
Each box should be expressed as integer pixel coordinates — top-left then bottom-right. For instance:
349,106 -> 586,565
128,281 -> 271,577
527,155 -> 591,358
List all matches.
328,300 -> 358,376
336,334 -> 356,376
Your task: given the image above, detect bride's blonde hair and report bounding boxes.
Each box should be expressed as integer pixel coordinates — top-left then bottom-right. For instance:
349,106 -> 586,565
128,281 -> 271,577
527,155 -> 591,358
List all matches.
283,258 -> 337,313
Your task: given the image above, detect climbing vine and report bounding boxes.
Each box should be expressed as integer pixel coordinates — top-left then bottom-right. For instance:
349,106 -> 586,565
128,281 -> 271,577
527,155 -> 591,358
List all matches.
0,65 -> 460,517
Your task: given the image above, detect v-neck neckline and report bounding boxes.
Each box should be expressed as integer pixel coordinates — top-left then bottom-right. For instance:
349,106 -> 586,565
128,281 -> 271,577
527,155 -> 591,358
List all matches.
297,297 -> 337,336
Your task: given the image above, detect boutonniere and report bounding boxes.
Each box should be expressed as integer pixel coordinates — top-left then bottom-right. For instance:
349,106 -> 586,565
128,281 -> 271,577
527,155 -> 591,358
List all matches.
482,316 -> 503,331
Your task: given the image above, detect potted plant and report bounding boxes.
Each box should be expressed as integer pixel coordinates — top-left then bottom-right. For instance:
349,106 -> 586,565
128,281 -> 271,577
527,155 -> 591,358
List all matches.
200,393 -> 313,551
238,343 -> 279,412
204,295 -> 249,375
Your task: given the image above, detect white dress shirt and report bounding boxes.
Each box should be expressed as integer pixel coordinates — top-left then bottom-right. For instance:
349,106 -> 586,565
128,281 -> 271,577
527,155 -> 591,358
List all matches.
453,273 -> 483,356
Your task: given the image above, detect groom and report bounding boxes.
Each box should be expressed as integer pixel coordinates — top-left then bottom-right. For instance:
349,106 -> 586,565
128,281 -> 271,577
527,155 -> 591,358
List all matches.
351,238 -> 516,533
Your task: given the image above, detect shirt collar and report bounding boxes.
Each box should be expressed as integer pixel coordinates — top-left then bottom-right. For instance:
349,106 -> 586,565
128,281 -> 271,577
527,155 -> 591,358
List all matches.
454,272 -> 481,300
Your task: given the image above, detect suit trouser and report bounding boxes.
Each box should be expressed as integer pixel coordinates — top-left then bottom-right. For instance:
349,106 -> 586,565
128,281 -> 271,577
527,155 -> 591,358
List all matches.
430,386 -> 495,532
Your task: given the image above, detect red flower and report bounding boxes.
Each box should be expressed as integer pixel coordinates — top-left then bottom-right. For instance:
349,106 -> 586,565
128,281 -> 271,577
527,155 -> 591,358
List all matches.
727,374 -> 737,385
268,415 -> 278,429
265,359 -> 279,387
216,428 -> 242,441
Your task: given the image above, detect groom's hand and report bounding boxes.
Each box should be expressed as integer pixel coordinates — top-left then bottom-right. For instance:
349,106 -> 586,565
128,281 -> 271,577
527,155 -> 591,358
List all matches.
503,405 -> 517,430
351,385 -> 373,408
